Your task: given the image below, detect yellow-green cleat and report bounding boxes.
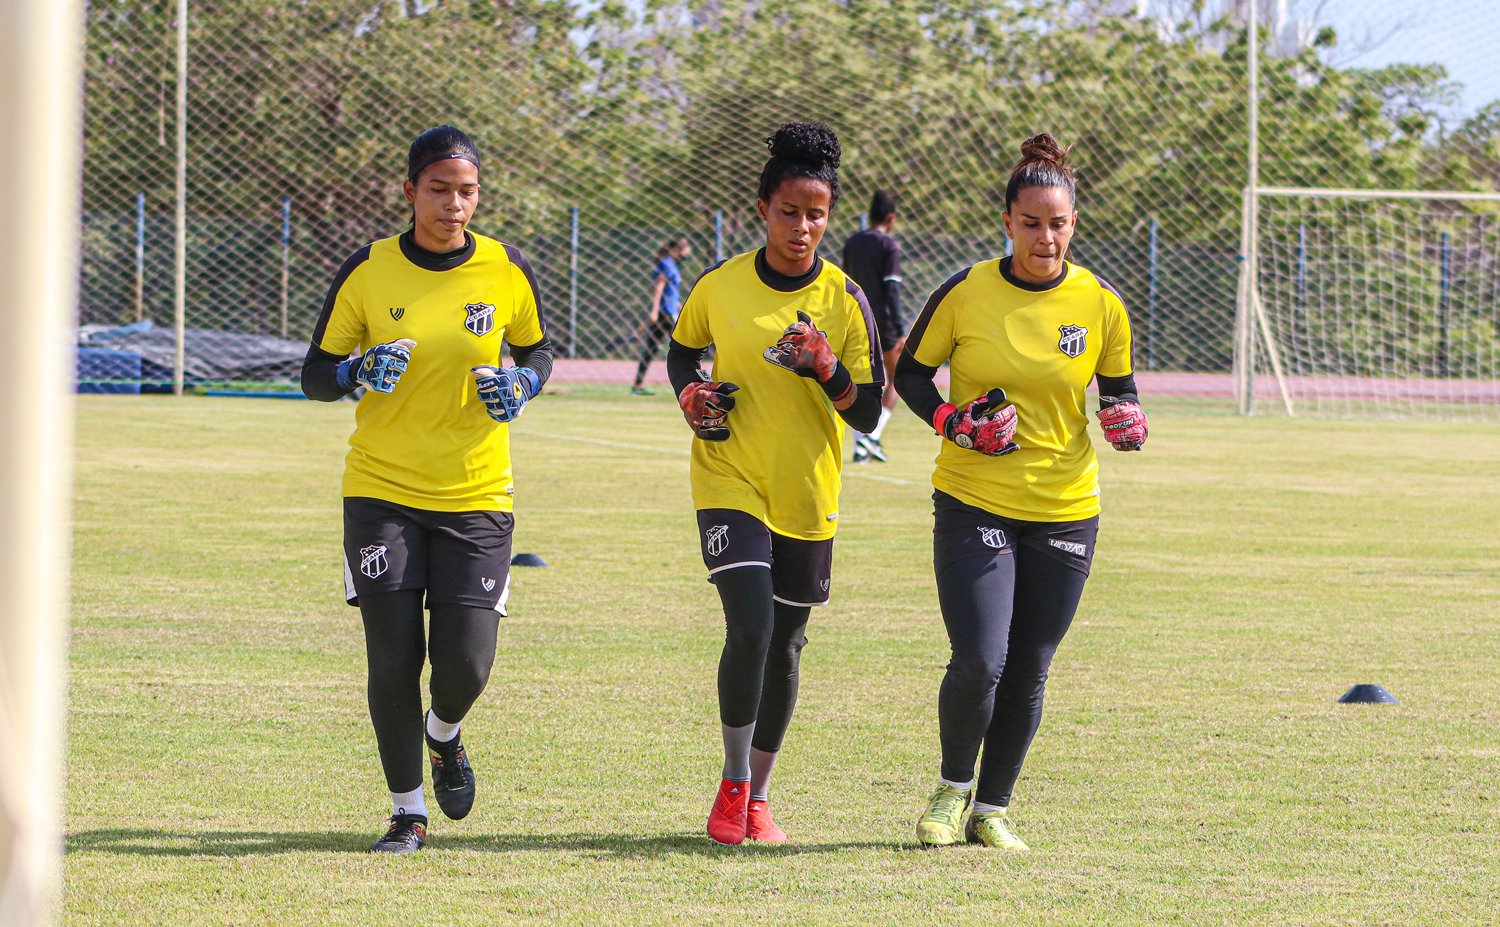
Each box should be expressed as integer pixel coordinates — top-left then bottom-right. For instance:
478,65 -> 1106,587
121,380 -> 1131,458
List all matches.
916,784 -> 973,846
965,809 -> 1029,851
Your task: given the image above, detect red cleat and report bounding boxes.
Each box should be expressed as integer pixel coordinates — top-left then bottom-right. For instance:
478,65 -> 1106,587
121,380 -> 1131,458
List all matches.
707,778 -> 750,845
746,800 -> 787,844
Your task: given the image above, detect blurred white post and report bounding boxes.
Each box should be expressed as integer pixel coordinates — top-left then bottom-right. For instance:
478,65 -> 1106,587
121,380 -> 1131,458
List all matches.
0,0 -> 80,923
173,0 -> 187,395
1233,0 -> 1260,415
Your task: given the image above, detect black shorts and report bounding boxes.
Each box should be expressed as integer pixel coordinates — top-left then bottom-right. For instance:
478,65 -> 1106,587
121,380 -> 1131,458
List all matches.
874,308 -> 906,354
343,497 -> 514,613
932,490 -> 1098,577
696,509 -> 834,607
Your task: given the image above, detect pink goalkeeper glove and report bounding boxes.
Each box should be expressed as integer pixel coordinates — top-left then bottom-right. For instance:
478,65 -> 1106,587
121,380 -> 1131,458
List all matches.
1096,399 -> 1147,451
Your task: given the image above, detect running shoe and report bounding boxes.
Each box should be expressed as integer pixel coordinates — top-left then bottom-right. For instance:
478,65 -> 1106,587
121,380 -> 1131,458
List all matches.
915,783 -> 972,847
707,778 -> 750,845
746,799 -> 787,844
852,439 -> 870,463
370,813 -> 427,853
630,385 -> 656,396
863,434 -> 889,462
427,717 -> 476,821
966,809 -> 1029,851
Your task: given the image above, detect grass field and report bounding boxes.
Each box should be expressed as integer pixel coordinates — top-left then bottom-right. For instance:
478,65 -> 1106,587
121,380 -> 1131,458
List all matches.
66,391 -> 1499,926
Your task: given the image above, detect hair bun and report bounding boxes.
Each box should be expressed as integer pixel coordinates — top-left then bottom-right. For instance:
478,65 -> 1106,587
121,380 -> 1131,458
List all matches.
766,122 -> 841,169
1018,133 -> 1068,168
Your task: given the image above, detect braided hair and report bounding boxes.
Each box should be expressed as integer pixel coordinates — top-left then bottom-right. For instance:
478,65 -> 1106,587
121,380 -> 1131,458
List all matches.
757,122 -> 841,208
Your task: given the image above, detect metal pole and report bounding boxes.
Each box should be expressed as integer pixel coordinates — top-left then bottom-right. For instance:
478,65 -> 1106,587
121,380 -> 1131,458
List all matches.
1439,231 -> 1451,378
1235,0 -> 1261,415
173,0 -> 187,396
713,209 -> 724,264
568,205 -> 579,359
280,195 -> 291,338
1146,218 -> 1158,371
135,191 -> 146,322
858,212 -> 868,232
0,0 -> 79,923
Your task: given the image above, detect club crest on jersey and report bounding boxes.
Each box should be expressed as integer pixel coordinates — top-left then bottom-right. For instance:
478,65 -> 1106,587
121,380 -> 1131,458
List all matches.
464,302 -> 496,336
978,527 -> 1007,549
389,307 -> 405,321
706,525 -> 729,557
1058,324 -> 1087,358
360,545 -> 389,579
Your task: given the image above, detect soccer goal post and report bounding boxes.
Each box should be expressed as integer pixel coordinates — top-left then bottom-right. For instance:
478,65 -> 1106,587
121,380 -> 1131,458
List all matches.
1236,186 -> 1500,420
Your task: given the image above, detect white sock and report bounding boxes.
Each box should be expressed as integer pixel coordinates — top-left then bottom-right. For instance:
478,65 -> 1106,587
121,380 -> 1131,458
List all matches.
869,406 -> 893,440
391,787 -> 427,820
972,800 -> 1006,816
426,709 -> 460,744
939,776 -> 974,793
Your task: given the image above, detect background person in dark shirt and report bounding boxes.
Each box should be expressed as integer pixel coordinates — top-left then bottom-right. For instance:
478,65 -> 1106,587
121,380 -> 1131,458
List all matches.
841,189 -> 903,462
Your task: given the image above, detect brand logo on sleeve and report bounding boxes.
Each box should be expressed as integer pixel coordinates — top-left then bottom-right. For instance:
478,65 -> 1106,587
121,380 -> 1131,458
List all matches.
389,307 -> 405,321
1058,324 -> 1088,358
360,545 -> 389,579
706,524 -> 729,557
464,302 -> 496,336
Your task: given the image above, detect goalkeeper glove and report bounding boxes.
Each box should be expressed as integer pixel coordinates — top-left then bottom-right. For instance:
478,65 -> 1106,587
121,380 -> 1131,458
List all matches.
763,310 -> 837,382
933,388 -> 1020,456
472,365 -> 541,423
678,376 -> 740,441
337,339 -> 416,394
1096,397 -> 1147,451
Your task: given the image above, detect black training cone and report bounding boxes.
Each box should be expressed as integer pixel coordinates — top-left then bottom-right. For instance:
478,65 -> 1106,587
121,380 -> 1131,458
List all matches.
1337,683 -> 1398,704
511,552 -> 549,568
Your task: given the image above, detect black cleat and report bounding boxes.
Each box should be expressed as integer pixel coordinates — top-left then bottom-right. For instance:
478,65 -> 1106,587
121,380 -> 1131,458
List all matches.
427,722 -> 476,821
370,813 -> 427,853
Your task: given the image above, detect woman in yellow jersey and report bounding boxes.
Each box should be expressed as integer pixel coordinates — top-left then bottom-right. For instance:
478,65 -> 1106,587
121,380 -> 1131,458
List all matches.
665,122 -> 884,845
300,126 -> 554,854
896,134 -> 1149,851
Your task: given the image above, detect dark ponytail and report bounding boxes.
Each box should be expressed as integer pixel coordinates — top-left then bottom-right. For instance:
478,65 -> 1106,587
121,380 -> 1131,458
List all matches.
656,237 -> 684,261
407,125 -> 481,182
1004,133 -> 1076,211
757,122 -> 841,208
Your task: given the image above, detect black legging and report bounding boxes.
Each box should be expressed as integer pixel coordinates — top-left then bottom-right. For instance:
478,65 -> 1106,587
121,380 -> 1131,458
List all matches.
936,546 -> 1087,807
633,315 -> 676,387
360,591 -> 500,793
712,567 -> 811,752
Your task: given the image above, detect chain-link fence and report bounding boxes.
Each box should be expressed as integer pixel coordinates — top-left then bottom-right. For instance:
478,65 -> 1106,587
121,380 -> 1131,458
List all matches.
79,0 -> 1498,415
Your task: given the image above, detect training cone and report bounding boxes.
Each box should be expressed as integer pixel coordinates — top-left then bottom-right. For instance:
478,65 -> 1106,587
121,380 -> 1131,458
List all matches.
1337,683 -> 1399,704
511,552 -> 548,568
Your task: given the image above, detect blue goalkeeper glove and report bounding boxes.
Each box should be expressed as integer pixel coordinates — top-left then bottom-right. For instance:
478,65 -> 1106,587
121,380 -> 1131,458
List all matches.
337,338 -> 416,394
472,365 -> 541,423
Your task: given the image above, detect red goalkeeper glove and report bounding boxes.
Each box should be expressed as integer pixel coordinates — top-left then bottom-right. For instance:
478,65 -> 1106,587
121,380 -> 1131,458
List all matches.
678,378 -> 740,441
1096,398 -> 1147,451
933,388 -> 1019,456
763,310 -> 837,382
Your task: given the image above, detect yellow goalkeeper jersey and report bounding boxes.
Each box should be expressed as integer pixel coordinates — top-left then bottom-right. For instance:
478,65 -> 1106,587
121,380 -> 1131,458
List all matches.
906,257 -> 1134,521
312,230 -> 545,512
672,250 -> 883,540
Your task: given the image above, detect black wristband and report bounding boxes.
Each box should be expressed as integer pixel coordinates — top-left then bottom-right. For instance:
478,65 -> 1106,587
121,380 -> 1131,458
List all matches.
819,362 -> 853,402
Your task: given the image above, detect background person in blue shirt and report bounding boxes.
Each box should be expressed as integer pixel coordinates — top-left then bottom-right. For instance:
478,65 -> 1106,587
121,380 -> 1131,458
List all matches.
631,237 -> 693,395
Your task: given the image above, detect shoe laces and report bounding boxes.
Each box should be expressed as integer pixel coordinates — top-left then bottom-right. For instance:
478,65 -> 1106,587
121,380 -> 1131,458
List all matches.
924,785 -> 970,827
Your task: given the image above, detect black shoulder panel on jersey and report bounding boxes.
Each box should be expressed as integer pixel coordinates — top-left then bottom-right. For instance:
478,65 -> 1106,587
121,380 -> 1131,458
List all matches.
903,265 -> 972,355
845,277 -> 886,390
310,244 -> 372,348
503,243 -> 546,334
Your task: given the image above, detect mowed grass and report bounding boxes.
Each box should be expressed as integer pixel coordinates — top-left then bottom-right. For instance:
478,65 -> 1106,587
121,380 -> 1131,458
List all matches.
66,391 -> 1499,926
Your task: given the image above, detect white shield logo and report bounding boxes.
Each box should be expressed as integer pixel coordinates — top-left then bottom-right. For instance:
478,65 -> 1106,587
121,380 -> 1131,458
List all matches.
481,577 -> 496,592
360,544 -> 389,579
1058,324 -> 1087,358
464,302 -> 496,336
978,527 -> 1007,549
706,524 -> 729,557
